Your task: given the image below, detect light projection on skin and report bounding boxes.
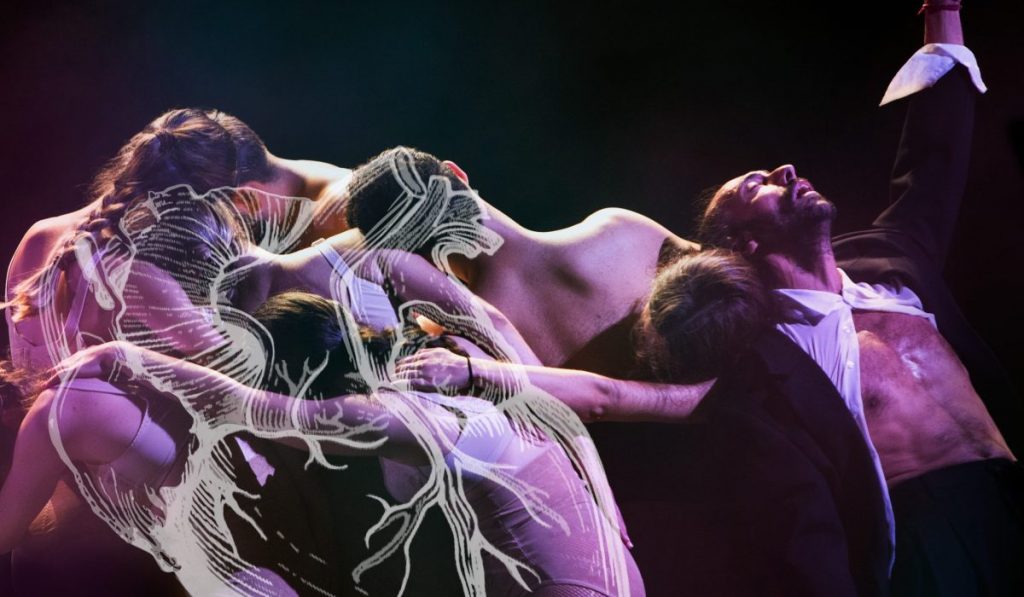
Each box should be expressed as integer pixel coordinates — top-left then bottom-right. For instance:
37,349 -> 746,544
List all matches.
39,150 -> 631,596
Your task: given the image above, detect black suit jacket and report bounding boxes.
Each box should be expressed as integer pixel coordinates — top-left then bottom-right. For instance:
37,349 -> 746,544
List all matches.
832,65 -> 1024,456
657,330 -> 891,597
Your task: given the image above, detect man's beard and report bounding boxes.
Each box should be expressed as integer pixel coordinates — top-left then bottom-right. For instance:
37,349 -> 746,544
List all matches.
755,192 -> 837,261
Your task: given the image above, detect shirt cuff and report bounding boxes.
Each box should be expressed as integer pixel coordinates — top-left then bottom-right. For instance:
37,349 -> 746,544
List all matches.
879,43 -> 986,106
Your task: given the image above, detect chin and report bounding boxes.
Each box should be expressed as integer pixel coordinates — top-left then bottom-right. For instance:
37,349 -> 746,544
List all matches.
813,197 -> 838,223
795,192 -> 836,223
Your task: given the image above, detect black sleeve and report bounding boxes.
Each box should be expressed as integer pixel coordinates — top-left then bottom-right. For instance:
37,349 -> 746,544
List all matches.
873,64 -> 978,269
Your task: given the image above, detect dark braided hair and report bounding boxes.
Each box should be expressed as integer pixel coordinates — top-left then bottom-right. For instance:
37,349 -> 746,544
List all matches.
6,108 -> 273,320
254,291 -> 464,399
344,146 -> 468,251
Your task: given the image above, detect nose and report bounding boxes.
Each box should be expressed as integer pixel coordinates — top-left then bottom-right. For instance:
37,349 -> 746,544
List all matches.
768,164 -> 796,186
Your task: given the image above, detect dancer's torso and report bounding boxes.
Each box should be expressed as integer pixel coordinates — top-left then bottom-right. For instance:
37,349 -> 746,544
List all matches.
474,210 -> 689,377
855,310 -> 1014,486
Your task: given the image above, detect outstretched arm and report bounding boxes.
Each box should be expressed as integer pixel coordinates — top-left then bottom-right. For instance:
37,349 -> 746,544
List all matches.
875,3 -> 978,267
55,342 -> 457,464
396,348 -> 712,423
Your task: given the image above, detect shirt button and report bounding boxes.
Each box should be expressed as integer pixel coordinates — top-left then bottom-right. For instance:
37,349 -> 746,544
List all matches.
846,360 -> 854,369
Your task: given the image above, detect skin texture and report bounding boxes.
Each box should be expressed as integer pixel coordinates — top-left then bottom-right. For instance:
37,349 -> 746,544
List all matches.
378,163 -> 713,422
854,311 -> 1011,484
462,205 -> 696,375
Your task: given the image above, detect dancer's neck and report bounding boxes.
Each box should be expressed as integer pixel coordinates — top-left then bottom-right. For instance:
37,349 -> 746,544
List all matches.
263,154 -> 350,200
452,203 -> 543,288
760,240 -> 842,293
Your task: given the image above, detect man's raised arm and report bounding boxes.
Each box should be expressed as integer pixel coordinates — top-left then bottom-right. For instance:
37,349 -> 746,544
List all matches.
875,2 -> 983,268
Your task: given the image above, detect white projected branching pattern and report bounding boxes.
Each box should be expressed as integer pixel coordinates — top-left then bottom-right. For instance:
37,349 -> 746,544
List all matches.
40,149 -> 630,596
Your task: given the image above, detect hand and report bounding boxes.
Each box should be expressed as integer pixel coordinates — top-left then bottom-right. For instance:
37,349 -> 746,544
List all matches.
394,348 -> 471,392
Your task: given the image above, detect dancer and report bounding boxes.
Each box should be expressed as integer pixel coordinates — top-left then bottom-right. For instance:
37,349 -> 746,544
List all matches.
642,250 -> 892,596
342,147 -> 717,417
345,148 -> 697,376
3,167 -> 638,594
5,107 -> 350,372
1,289 -> 644,596
0,108 -> 370,596
698,3 -> 1023,594
0,190 -> 243,597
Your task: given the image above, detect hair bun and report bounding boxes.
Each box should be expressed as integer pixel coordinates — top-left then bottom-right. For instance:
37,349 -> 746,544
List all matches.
155,129 -> 177,150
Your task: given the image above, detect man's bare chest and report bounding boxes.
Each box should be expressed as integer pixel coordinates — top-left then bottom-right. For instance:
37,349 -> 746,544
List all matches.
852,311 -> 964,410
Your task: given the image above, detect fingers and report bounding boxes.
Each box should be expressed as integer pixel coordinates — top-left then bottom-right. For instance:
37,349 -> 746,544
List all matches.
393,357 -> 458,391
393,358 -> 428,389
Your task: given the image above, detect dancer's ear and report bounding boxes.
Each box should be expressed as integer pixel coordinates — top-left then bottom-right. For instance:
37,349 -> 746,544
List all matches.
737,232 -> 758,257
442,160 -> 469,185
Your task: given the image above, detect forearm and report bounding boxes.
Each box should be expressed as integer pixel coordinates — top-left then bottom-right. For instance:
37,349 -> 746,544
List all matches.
113,345 -> 439,459
473,359 -> 712,423
603,377 -> 713,422
923,5 -> 963,45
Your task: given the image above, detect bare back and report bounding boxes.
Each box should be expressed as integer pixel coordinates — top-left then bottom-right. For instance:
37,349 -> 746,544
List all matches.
855,311 -> 1013,486
6,207 -> 96,370
473,209 -> 695,377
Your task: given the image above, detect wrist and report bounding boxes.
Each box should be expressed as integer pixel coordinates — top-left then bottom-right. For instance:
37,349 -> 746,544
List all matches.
918,1 -> 960,15
465,357 -> 497,393
464,355 -> 476,392
922,8 -> 964,45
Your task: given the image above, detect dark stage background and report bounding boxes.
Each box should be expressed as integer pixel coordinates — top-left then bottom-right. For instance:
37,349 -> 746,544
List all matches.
2,1 -> 1022,386
1,1 -> 1022,594
2,0 -> 1022,379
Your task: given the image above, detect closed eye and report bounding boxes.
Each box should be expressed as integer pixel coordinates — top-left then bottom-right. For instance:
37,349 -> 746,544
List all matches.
741,172 -> 769,199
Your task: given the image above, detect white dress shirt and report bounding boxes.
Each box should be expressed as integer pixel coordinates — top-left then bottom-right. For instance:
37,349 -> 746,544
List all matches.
774,271 -> 937,568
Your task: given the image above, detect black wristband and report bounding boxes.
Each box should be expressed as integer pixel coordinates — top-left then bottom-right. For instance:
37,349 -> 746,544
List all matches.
465,356 -> 475,390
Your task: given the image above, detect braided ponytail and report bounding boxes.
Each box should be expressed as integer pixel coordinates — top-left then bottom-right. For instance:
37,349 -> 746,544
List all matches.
4,108 -> 271,321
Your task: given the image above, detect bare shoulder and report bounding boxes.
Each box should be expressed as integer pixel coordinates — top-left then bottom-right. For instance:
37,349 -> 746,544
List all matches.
584,208 -> 696,250
41,382 -> 145,464
6,210 -> 91,291
569,208 -> 693,267
585,207 -> 666,233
